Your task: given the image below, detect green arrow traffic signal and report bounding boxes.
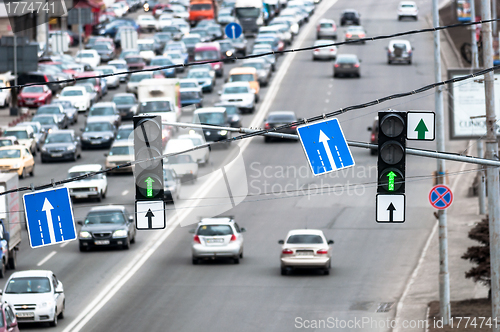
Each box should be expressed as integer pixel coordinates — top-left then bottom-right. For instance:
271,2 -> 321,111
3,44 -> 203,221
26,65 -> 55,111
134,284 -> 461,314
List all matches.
415,119 -> 428,140
387,171 -> 397,191
145,177 -> 155,197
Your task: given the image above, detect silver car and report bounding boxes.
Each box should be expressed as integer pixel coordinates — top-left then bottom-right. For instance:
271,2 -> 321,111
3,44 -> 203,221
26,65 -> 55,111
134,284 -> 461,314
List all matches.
190,217 -> 246,264
312,39 -> 338,60
333,54 -> 361,78
316,18 -> 337,39
387,39 -> 413,64
241,59 -> 272,86
279,229 -> 334,275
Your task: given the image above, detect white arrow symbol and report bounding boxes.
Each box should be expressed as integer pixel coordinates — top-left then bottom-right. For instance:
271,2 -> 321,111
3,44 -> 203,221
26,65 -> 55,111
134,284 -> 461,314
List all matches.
42,198 -> 57,244
318,130 -> 337,170
231,25 -> 236,38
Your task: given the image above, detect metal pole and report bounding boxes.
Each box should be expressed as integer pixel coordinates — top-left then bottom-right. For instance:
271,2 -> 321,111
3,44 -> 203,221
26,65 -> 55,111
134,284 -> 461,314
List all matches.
78,8 -> 82,53
432,0 -> 450,324
471,0 -> 480,68
493,0 -> 497,37
478,139 -> 487,214
45,8 -> 50,55
481,0 -> 500,329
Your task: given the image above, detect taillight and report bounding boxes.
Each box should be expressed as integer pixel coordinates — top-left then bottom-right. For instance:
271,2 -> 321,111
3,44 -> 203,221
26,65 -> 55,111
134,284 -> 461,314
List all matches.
230,234 -> 237,242
330,48 -> 335,52
346,33 -> 352,38
354,64 -> 360,68
44,75 -> 48,82
290,125 -> 297,130
193,235 -> 201,243
408,49 -> 412,54
371,133 -> 376,142
316,25 -> 320,31
317,249 -> 329,255
334,64 -> 340,68
359,33 -> 365,38
282,249 -> 293,254
264,123 -> 271,130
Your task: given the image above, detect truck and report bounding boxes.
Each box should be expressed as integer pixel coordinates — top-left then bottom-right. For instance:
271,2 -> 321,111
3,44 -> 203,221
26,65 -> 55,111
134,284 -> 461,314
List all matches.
189,0 -> 218,26
0,173 -> 21,278
137,78 -> 182,125
235,0 -> 264,35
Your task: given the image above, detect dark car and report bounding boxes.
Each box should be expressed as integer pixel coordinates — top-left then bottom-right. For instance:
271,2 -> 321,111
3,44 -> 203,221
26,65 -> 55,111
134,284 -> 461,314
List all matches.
17,72 -> 61,94
154,32 -> 172,52
181,35 -> 202,59
231,35 -> 248,56
192,108 -> 231,146
51,99 -> 78,125
263,111 -> 299,143
160,26 -> 183,41
78,205 -> 136,251
125,55 -> 146,70
31,114 -> 60,133
340,9 -> 361,26
333,54 -> 361,78
180,88 -> 203,108
164,167 -> 181,202
112,93 -> 138,119
218,39 -> 237,61
149,56 -> 176,78
115,123 -> 134,141
80,120 -> 116,149
97,19 -> 139,38
35,104 -> 69,129
190,28 -> 212,43
41,129 -> 82,162
91,43 -> 116,62
207,25 -> 223,40
367,116 -> 378,155
214,103 -> 242,127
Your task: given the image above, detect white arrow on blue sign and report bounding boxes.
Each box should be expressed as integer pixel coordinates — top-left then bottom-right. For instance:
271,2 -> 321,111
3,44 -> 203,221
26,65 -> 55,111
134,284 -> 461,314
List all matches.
225,22 -> 243,39
23,187 -> 76,248
297,118 -> 355,176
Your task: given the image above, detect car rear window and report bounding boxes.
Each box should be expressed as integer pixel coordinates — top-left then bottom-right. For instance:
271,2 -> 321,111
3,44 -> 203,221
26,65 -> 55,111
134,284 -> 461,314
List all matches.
320,23 -> 333,28
197,225 -> 233,236
287,234 -> 324,244
267,114 -> 296,122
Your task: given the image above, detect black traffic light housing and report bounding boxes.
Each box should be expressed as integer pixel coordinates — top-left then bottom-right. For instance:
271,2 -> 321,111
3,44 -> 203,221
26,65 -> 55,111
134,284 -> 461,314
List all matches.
377,111 -> 406,194
134,115 -> 164,201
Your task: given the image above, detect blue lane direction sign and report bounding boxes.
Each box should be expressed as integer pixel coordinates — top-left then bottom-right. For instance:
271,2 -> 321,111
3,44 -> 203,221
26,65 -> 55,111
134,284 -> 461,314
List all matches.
225,23 -> 243,39
297,118 -> 355,176
23,187 -> 76,248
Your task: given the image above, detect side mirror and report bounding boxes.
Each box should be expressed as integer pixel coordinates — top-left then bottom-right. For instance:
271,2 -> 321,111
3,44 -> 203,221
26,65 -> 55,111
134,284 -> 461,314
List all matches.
104,153 -> 108,157
77,221 -> 83,225
367,127 -> 372,131
328,240 -> 334,245
9,321 -> 17,328
55,281 -> 64,293
188,229 -> 195,234
359,59 -> 362,63
278,240 -> 284,244
128,215 -> 134,222
240,227 -> 246,233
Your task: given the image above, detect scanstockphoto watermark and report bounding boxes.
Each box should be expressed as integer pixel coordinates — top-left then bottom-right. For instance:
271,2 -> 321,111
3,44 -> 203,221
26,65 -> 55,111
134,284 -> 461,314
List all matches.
248,162 -> 376,198
294,316 -> 448,329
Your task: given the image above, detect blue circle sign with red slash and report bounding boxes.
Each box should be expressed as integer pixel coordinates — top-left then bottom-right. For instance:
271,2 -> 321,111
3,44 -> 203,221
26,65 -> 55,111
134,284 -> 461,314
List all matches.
429,185 -> 453,209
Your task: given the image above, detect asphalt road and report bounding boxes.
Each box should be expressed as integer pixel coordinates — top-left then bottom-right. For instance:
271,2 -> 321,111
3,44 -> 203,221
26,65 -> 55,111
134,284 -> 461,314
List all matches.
6,0 -> 446,331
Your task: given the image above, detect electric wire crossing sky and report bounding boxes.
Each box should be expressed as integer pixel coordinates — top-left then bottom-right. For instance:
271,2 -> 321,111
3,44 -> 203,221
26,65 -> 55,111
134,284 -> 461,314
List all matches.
297,118 -> 355,176
23,187 -> 77,248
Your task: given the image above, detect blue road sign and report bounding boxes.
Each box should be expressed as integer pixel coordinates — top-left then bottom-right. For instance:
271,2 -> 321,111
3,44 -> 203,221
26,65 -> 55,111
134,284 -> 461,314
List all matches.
23,187 -> 76,248
297,118 -> 355,176
225,23 -> 243,39
429,185 -> 453,209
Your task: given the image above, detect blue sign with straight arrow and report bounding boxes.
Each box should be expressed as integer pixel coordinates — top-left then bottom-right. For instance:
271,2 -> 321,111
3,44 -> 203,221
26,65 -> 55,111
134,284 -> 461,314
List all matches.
297,118 -> 355,176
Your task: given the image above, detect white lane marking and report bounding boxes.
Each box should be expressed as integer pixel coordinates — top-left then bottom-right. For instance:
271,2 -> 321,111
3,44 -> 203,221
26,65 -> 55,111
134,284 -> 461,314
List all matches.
63,1 -> 339,330
38,219 -> 45,245
58,216 -> 64,241
37,251 -> 57,267
60,241 -> 69,248
122,190 -> 129,196
317,150 -> 325,171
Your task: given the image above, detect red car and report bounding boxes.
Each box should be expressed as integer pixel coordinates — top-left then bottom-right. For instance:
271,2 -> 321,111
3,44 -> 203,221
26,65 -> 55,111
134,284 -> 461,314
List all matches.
17,85 -> 52,108
74,72 -> 102,98
125,55 -> 146,70
0,302 -> 19,332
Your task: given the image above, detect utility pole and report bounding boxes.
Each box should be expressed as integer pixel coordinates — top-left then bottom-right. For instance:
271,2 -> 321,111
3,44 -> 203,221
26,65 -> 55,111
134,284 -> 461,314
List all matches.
432,0 -> 450,324
478,140 -> 487,214
471,0 -> 479,68
481,0 -> 500,330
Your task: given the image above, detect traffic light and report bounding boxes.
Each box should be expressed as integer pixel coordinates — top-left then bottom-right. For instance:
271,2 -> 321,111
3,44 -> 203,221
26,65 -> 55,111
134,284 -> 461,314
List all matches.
134,115 -> 164,201
377,111 -> 406,194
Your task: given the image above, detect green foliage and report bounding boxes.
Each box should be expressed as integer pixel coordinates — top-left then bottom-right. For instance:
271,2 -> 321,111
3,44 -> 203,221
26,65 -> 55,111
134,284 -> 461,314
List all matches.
462,217 -> 491,291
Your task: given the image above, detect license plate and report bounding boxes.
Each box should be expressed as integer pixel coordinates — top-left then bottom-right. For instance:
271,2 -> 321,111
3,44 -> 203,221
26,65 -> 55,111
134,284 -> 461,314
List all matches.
16,312 -> 34,318
297,252 -> 313,256
94,240 -> 110,245
75,194 -> 87,198
25,101 -> 34,105
51,153 -> 63,157
91,140 -> 102,144
342,65 -> 351,68
207,238 -> 224,243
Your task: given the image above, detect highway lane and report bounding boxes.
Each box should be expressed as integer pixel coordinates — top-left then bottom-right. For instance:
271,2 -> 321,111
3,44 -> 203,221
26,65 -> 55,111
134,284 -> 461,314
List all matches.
68,0 -> 449,332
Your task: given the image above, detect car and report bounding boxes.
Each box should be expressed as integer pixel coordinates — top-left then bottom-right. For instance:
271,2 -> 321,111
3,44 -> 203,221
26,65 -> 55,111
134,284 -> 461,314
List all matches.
0,137 -> 19,148
74,71 -> 103,98
278,229 -> 334,275
87,102 -> 121,128
104,140 -> 134,174
164,145 -> 199,181
340,9 -> 361,26
17,72 -> 61,94
241,58 -> 272,86
316,18 -> 337,39
78,205 -> 136,251
115,123 -> 134,141
190,216 -> 246,264
50,100 -> 78,125
40,129 -> 82,162
137,14 -> 158,32
177,133 -> 210,165
207,25 -> 223,40
398,0 -> 418,20
96,65 -> 120,89
218,82 -> 255,113
367,116 -> 378,155
231,35 -> 248,56
181,34 -> 202,59
31,115 -> 59,134
333,54 -> 361,78
172,3 -> 189,19
35,104 -> 69,129
344,25 -> 366,43
163,166 -> 180,203
164,41 -> 189,63
80,120 -> 116,149
180,78 -> 203,94
157,13 -> 174,30
137,39 -> 157,63
0,146 -> 34,178
227,67 -> 260,102
118,47 -> 140,61
160,25 -> 183,41
253,35 -> 284,53
17,85 -> 52,108
90,43 -> 116,62
270,17 -> 299,36
187,68 -> 215,93
2,126 -> 37,156
124,55 -> 147,72
17,122 -> 45,152
263,111 -> 300,142
65,164 -> 108,201
180,87 -> 203,108
250,50 -> 276,71
107,59 -> 129,82
0,302 -> 19,332
213,103 -> 242,127
2,270 -> 65,326
218,9 -> 237,25
192,107 -> 231,145
75,49 -> 101,69
58,86 -> 92,112
259,25 -> 293,45
312,39 -> 337,60
113,93 -> 139,120
149,56 -> 176,78
218,39 -> 237,61
0,82 -> 11,109
164,50 -> 187,72
155,32 -> 173,52
190,28 -> 212,43
77,83 -> 99,106
98,19 -> 139,39
387,39 -> 413,64
193,63 -> 216,80
126,72 -> 153,95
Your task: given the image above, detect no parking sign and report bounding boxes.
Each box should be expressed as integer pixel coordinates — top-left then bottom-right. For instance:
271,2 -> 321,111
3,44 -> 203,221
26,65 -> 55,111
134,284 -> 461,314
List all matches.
429,185 -> 453,210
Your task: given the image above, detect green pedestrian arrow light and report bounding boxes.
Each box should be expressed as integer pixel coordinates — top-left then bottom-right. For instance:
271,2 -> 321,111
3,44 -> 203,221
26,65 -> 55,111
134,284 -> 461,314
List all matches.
414,119 -> 428,140
387,171 -> 397,191
145,177 -> 154,197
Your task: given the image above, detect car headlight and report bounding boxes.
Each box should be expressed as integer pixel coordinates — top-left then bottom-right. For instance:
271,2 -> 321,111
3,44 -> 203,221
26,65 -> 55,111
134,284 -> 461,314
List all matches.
38,96 -> 45,101
41,146 -> 48,152
103,136 -> 111,140
79,231 -> 92,239
214,64 -> 220,69
41,301 -> 53,307
226,50 -> 233,57
219,130 -> 228,136
13,163 -> 21,168
112,229 -> 128,238
66,146 -> 76,151
82,136 -> 90,141
189,129 -> 196,135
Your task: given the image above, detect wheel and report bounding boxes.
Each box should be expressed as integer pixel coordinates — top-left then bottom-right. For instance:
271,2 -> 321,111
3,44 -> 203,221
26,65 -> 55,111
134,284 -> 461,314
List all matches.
130,234 -> 135,244
20,167 -> 26,179
49,309 -> 58,327
31,148 -> 36,157
7,250 -> 16,269
122,238 -> 130,250
408,59 -> 412,65
239,251 -> 243,259
264,136 -> 271,143
370,148 -> 377,156
398,16 -> 402,21
30,165 -> 34,177
255,95 -> 259,103
323,268 -> 330,275
281,267 -> 288,276
192,257 -> 199,265
233,257 -> 240,264
58,301 -> 65,319
388,59 -> 392,64
79,245 -> 88,252
72,152 -> 77,162
96,192 -> 102,202
102,187 -> 107,199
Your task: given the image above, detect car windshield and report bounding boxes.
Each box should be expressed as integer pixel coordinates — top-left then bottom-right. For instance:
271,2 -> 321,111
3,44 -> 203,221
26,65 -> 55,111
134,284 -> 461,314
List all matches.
0,149 -> 20,158
78,53 -> 95,58
85,122 -> 112,132
116,128 -> 133,140
167,53 -> 181,59
110,63 -> 127,70
68,171 -> 101,180
61,90 -> 83,96
138,43 -> 154,51
84,211 -> 126,224
337,56 -> 358,64
52,101 -> 72,108
37,106 -> 60,115
242,62 -> 264,69
180,82 -> 197,88
109,145 -> 133,155
192,30 -> 208,37
99,68 -> 114,75
126,57 -> 143,64
183,37 -> 201,45
45,133 -> 72,144
79,78 -> 98,86
150,58 -> 174,66
90,107 -> 115,116
93,44 -> 111,50
235,7 -> 260,17
181,91 -> 199,99
129,74 -> 151,82
191,3 -> 212,10
5,277 -> 51,294
224,86 -> 249,94
166,154 -> 193,164
195,112 -> 225,125
141,100 -> 172,112
223,105 -> 237,115
229,74 -> 254,82
401,4 -> 415,8
268,114 -> 296,122
22,86 -> 44,93
197,224 -> 233,236
3,130 -> 28,139
287,234 -> 324,244
113,96 -> 136,104
188,71 -> 210,78
0,140 -> 13,147
320,22 -> 333,28
32,116 -> 56,125
156,34 -> 172,41
194,51 -> 219,61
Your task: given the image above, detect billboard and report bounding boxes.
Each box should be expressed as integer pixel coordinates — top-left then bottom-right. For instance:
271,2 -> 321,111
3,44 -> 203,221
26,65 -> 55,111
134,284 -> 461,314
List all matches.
456,0 -> 471,22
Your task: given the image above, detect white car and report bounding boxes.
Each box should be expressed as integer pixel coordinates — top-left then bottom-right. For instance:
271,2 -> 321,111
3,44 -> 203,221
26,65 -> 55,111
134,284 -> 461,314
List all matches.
158,14 -> 174,30
111,2 -> 126,17
218,82 -> 255,113
180,78 -> 202,94
137,39 -> 156,63
312,39 -> 337,60
65,164 -> 108,201
164,50 -> 186,72
177,133 -> 210,165
108,59 -> 129,82
0,83 -> 11,108
58,86 -> 92,112
137,15 -> 158,32
96,65 -> 120,89
2,270 -> 65,326
105,140 -> 134,174
171,4 -> 189,19
398,0 -> 418,20
164,139 -> 199,181
75,50 -> 101,69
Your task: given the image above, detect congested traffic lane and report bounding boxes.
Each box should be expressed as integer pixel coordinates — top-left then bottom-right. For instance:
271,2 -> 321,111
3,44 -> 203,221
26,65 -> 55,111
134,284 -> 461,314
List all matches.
68,0 -> 448,331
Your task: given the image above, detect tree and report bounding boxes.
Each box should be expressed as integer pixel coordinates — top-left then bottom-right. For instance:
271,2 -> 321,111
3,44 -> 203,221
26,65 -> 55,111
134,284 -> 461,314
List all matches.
462,216 -> 491,298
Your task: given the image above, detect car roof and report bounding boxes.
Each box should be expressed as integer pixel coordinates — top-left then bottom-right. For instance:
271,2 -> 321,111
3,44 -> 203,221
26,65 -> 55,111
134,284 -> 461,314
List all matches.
68,164 -> 103,173
181,87 -> 201,92
113,92 -> 136,98
62,86 -> 86,91
229,67 -> 257,74
389,39 -> 411,45
268,110 -> 296,116
48,129 -> 74,135
111,140 -> 134,147
199,217 -> 234,225
5,126 -> 31,132
286,229 -> 325,236
118,123 -> 134,129
194,107 -> 226,114
9,270 -> 54,279
92,101 -> 116,107
181,78 -> 200,83
223,82 -> 251,88
89,205 -> 127,212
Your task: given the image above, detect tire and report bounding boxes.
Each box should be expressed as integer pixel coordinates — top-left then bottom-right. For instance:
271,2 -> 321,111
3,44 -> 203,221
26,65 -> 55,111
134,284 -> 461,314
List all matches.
96,192 -> 102,202
30,165 -> 34,177
72,152 -> 77,162
49,309 -> 58,327
20,167 -> 26,179
398,16 -> 402,21
122,238 -> 130,250
7,250 -> 16,269
264,136 -> 271,143
192,257 -> 199,265
281,267 -> 288,276
31,148 -> 36,157
130,234 -> 135,244
323,268 -> 330,275
58,301 -> 65,319
408,59 -> 412,65
233,257 -> 240,264
79,245 -> 88,252
239,251 -> 243,259
102,187 -> 107,199
388,59 -> 392,64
